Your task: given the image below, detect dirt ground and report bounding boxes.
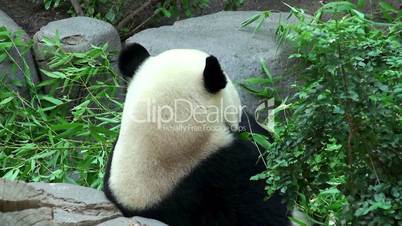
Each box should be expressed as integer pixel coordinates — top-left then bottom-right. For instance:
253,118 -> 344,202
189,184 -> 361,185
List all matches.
0,0 -> 68,35
0,0 -> 398,37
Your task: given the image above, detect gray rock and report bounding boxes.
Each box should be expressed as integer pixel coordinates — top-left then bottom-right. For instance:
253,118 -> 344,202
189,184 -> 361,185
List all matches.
32,16 -> 123,102
27,182 -> 120,225
0,9 -> 39,94
0,207 -> 56,226
127,11 -> 297,114
30,182 -> 111,205
0,179 -> 119,225
0,179 -> 168,226
98,216 -> 169,226
0,10 -> 19,31
33,16 -> 121,62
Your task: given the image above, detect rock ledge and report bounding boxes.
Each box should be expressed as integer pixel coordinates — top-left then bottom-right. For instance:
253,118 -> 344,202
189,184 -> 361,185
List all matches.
0,179 -> 167,226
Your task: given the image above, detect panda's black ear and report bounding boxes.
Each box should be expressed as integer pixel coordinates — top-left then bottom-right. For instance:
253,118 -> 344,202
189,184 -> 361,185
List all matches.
118,43 -> 150,78
203,56 -> 227,93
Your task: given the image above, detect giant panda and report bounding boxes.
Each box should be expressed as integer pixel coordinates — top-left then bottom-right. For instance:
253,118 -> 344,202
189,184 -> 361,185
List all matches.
103,43 -> 294,226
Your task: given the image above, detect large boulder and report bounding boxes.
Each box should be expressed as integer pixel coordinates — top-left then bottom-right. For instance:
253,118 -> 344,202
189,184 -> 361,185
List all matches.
32,16 -> 123,101
0,9 -> 39,94
127,11 -> 297,114
0,179 -> 167,226
33,16 -> 121,62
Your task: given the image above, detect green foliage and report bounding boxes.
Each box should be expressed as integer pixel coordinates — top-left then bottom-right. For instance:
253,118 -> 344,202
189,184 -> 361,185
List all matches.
0,27 -> 34,91
378,0 -> 402,23
244,1 -> 402,225
156,0 -> 245,18
156,0 -> 209,18
41,0 -> 62,10
240,59 -> 274,93
0,29 -> 122,189
223,0 -> 245,11
37,0 -> 124,23
241,11 -> 271,34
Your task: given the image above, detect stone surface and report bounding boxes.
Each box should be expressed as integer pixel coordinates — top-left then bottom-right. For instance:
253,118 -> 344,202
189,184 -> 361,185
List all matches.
30,182 -> 111,205
98,216 -> 168,226
0,207 -> 56,226
0,9 -> 39,94
127,11 -> 297,113
33,16 -> 121,62
0,179 -> 168,226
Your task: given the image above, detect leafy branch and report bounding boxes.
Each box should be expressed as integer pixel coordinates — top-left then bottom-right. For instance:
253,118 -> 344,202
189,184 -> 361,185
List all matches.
242,1 -> 402,225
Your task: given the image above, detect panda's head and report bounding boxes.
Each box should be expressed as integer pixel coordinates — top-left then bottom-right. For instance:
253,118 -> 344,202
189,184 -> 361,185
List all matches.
118,43 -> 242,135
110,44 -> 243,209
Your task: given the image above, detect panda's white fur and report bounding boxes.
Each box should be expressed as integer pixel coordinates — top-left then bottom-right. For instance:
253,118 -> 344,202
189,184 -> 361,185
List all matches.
108,49 -> 242,211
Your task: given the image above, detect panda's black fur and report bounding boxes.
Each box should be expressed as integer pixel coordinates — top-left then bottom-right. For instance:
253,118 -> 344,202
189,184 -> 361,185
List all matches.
103,43 -> 291,226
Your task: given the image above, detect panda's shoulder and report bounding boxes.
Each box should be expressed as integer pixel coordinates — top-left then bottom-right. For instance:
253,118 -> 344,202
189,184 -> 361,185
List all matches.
190,137 -> 265,182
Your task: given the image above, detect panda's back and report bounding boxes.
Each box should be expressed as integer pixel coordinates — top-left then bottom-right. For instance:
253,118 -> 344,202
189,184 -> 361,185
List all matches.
108,137 -> 290,226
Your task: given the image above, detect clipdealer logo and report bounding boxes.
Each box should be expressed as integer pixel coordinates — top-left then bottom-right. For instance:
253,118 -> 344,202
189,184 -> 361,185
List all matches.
127,98 -> 278,132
